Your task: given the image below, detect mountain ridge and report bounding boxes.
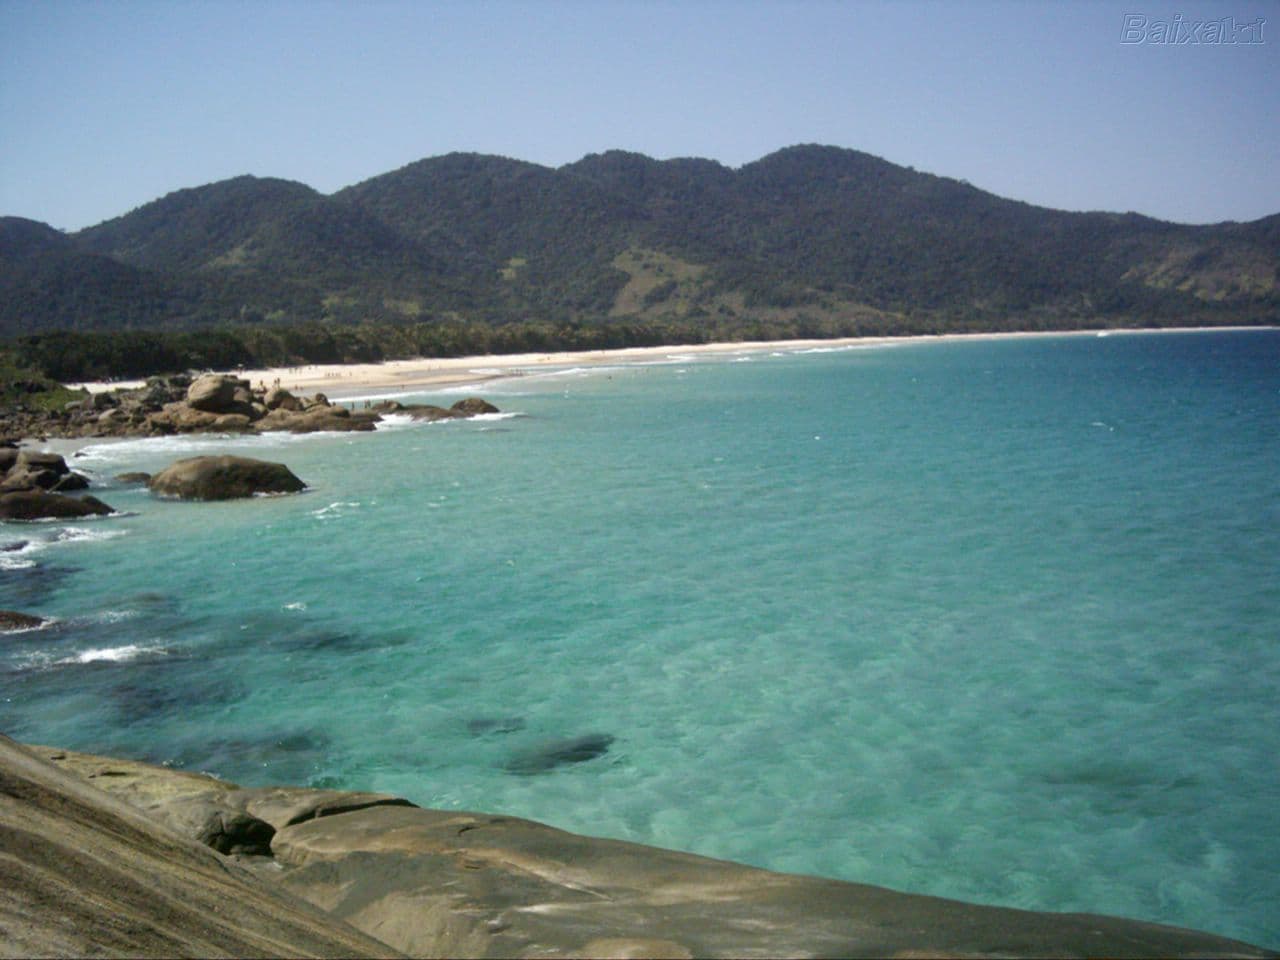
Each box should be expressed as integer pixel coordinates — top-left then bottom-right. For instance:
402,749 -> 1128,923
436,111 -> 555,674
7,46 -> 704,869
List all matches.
2,145 -> 1275,359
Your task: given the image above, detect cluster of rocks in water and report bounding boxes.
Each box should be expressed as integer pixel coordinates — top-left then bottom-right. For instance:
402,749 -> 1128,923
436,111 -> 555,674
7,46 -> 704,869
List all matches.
0,445 -> 114,522
0,374 -> 500,521
1,371 -> 499,441
1,382 -> 500,631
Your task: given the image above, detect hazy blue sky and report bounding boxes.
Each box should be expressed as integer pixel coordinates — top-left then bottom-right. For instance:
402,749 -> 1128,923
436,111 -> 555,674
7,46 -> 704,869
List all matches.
1,0 -> 1276,230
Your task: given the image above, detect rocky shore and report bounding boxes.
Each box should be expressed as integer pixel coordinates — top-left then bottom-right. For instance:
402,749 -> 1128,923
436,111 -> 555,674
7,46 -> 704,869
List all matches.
1,736 -> 1272,959
0,371 -> 500,442
0,372 -> 499,519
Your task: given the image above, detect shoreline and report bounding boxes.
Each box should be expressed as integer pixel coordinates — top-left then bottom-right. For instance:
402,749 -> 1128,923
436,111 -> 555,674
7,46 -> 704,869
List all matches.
70,325 -> 1274,399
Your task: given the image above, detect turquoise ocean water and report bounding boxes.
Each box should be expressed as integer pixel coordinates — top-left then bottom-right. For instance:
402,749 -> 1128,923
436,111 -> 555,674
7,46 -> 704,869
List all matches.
3,330 -> 1277,946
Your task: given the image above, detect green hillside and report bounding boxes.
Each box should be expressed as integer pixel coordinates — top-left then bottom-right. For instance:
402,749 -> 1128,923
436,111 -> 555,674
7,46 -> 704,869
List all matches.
1,145 -> 1275,378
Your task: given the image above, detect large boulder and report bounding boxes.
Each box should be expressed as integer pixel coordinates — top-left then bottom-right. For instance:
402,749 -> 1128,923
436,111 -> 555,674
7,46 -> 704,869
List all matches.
451,397 -> 500,416
0,490 -> 114,520
15,450 -> 70,476
141,374 -> 191,407
0,610 -> 47,631
0,450 -> 92,493
263,387 -> 302,412
148,402 -> 222,433
186,374 -> 246,413
147,456 -> 306,500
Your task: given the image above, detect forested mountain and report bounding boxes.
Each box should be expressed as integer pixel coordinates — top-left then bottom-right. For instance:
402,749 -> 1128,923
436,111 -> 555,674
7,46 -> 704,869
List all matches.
2,145 -> 1276,376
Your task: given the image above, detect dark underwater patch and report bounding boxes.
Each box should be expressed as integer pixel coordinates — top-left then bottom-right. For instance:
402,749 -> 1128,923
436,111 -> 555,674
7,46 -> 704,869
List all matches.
467,715 -> 526,737
0,562 -> 80,609
146,729 -> 333,785
504,733 -> 616,775
110,660 -> 244,724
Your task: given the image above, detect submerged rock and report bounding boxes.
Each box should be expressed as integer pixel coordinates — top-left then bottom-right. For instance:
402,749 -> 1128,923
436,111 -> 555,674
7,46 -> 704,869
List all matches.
466,716 -> 526,737
504,733 -> 616,775
148,456 -> 306,500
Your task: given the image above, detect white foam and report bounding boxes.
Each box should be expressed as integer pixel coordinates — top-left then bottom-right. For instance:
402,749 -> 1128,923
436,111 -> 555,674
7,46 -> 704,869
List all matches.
372,413 -> 418,431
73,431 -> 308,464
58,643 -> 166,665
283,601 -> 307,611
54,526 -> 128,545
91,609 -> 140,625
311,501 -> 361,520
788,343 -> 899,356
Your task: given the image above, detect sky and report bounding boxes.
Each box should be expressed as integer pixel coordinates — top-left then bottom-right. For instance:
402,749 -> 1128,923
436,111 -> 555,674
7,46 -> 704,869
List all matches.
1,0 -> 1276,231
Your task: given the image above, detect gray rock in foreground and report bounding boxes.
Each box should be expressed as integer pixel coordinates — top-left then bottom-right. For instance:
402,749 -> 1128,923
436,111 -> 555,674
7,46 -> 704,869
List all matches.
21,742 -> 1276,960
0,735 -> 399,959
148,455 -> 306,500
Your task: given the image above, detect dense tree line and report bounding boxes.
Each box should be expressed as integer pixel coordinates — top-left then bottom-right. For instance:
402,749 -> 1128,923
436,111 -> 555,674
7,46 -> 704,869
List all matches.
1,309 -> 1257,385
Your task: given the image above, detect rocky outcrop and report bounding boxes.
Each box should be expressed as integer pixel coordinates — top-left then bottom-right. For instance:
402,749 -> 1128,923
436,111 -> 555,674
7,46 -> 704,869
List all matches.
0,449 -> 93,494
257,405 -> 380,433
0,610 -> 47,631
264,386 -> 303,411
371,398 -> 502,422
403,404 -> 460,421
0,489 -> 114,520
451,397 -> 500,416
186,373 -> 255,415
0,447 -> 110,520
2,370 -> 502,440
22,742 -> 1276,960
0,736 -> 399,959
147,456 -> 306,500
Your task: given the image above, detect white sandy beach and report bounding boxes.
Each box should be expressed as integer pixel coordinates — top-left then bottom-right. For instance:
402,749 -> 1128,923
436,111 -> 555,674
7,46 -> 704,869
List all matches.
72,327 -> 1269,399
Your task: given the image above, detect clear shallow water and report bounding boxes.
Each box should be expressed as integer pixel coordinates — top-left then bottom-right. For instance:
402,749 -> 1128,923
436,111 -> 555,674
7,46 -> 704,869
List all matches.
3,330 -> 1277,947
